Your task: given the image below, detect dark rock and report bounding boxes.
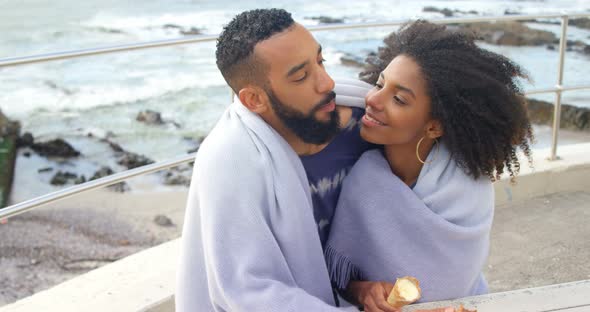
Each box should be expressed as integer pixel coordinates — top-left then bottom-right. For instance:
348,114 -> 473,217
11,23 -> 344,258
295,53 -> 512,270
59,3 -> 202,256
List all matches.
117,152 -> 154,169
108,182 -> 130,193
570,18 -> 590,30
89,167 -> 127,191
547,44 -> 556,50
31,138 -> 80,158
74,175 -> 86,184
187,147 -> 199,153
0,110 -> 20,208
163,24 -> 182,29
23,151 -> 31,157
154,214 -> 174,227
96,27 -> 124,34
504,9 -> 521,15
50,171 -> 78,185
37,167 -> 53,173
0,112 -> 20,137
565,40 -> 590,55
423,6 -> 454,17
163,170 -> 191,186
340,53 -> 365,67
43,80 -> 74,96
16,132 -> 34,148
99,138 -> 124,153
459,22 -> 557,46
308,16 -> 344,24
180,27 -> 202,35
422,6 -> 477,17
136,110 -> 164,125
90,166 -> 114,180
527,98 -> 590,131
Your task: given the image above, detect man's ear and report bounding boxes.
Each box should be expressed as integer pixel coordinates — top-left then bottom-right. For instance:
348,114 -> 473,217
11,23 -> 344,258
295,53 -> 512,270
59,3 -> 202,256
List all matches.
238,87 -> 268,114
425,119 -> 444,139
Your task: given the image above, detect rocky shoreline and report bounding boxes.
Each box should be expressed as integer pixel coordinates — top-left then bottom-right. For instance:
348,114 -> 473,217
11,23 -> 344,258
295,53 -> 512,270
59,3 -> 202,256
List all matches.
3,109 -> 201,205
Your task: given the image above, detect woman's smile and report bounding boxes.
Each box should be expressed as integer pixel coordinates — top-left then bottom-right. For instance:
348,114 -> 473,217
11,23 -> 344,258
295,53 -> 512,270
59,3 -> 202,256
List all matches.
362,111 -> 387,127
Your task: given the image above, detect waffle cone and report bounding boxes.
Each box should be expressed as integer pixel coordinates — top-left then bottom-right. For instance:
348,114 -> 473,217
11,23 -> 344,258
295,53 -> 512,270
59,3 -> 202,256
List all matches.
387,276 -> 422,308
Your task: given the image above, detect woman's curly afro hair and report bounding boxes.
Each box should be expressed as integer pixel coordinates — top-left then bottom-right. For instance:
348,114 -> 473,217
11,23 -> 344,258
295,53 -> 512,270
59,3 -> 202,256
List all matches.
360,20 -> 534,181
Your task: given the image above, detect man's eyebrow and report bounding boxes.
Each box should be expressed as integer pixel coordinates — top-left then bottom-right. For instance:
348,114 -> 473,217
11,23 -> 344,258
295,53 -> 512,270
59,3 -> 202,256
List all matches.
286,45 -> 323,78
287,61 -> 309,77
380,72 -> 416,99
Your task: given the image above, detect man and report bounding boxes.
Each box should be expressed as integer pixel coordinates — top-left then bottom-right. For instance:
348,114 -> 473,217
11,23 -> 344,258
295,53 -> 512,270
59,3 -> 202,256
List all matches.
176,9 -> 371,311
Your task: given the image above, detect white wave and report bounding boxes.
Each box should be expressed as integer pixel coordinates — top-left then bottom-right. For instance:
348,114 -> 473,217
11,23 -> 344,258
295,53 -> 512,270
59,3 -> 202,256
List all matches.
79,10 -> 233,38
0,71 -> 226,117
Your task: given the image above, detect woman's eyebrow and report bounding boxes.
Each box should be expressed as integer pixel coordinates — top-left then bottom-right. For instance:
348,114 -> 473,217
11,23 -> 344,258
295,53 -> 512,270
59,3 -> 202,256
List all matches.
380,72 -> 416,99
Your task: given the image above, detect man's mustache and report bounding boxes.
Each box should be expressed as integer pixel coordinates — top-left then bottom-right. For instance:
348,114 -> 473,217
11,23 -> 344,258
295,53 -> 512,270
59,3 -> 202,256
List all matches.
310,91 -> 336,114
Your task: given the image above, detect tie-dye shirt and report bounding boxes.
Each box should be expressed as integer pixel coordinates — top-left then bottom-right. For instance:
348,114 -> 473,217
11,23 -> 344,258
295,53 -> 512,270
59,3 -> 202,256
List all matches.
300,107 -> 374,248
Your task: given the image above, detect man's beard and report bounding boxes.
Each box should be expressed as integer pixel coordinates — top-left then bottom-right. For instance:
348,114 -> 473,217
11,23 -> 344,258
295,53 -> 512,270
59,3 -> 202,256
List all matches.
266,89 -> 340,145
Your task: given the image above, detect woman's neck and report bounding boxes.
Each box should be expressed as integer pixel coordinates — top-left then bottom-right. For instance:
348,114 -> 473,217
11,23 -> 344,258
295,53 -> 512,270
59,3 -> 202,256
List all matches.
383,139 -> 434,186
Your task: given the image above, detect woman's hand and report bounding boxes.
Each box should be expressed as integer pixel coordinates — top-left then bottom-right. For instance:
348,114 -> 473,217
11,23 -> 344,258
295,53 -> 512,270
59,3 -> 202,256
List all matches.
347,281 -> 400,312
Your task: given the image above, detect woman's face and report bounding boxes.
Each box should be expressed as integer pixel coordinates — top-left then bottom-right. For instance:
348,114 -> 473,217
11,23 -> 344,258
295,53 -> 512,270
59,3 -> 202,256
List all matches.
360,54 -> 434,146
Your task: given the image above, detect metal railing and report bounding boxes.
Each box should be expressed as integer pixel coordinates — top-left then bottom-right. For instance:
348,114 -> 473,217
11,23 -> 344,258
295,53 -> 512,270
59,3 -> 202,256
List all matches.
1,11 -> 590,220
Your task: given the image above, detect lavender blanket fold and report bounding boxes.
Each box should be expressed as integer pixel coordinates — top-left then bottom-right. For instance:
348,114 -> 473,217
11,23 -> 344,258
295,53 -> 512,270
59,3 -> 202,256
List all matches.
325,146 -> 494,302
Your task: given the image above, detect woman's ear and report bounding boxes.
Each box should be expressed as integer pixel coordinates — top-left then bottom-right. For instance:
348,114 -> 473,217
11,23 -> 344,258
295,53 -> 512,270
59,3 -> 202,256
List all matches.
238,87 -> 268,114
425,119 -> 444,139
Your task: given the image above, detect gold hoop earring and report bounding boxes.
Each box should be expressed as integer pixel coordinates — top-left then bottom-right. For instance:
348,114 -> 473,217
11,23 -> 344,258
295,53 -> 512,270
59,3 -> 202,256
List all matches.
416,136 -> 439,164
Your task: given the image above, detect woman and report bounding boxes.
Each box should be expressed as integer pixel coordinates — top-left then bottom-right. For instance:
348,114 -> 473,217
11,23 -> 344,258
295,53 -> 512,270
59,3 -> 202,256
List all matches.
325,21 -> 534,312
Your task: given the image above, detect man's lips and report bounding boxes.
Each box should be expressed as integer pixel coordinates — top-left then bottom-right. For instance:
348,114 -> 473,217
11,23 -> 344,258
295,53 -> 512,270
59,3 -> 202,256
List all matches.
317,99 -> 336,112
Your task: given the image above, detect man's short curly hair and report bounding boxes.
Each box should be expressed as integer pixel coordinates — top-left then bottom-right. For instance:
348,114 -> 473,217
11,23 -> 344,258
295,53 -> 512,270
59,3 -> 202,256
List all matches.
360,20 -> 534,181
216,9 -> 295,93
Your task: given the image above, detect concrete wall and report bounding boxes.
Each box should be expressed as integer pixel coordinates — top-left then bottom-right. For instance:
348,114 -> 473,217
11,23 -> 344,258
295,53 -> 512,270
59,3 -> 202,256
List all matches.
1,142 -> 589,312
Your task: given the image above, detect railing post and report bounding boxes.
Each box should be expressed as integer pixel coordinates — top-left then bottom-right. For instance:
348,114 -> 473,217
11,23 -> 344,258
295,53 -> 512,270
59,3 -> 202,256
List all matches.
549,14 -> 569,161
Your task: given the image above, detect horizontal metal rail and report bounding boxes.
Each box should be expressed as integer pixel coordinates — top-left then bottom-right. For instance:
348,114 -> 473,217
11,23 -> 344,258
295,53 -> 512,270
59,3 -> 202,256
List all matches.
2,12 -> 590,219
1,12 -> 590,68
0,153 -> 195,219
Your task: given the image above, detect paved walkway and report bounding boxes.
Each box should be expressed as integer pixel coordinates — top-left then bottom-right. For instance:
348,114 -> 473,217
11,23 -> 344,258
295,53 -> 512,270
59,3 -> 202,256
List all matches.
485,190 -> 590,293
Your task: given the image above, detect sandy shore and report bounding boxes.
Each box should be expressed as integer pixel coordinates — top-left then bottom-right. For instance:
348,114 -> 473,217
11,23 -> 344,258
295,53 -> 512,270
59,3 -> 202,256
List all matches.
0,188 -> 187,306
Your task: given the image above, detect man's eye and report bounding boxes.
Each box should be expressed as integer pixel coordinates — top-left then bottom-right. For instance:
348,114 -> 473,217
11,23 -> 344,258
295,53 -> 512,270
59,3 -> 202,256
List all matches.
318,58 -> 326,65
295,73 -> 308,82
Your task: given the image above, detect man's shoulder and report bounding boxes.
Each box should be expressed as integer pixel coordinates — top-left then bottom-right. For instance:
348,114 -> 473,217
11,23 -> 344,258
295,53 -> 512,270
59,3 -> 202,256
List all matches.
195,120 -> 265,173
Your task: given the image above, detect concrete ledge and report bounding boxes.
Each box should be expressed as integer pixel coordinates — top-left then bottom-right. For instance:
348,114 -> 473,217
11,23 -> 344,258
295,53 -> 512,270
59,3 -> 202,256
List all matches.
407,279 -> 590,311
495,142 -> 590,206
1,143 -> 589,312
0,239 -> 179,312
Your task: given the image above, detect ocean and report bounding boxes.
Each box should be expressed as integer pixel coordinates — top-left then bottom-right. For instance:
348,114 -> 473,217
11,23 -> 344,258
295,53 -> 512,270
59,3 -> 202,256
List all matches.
1,0 -> 590,202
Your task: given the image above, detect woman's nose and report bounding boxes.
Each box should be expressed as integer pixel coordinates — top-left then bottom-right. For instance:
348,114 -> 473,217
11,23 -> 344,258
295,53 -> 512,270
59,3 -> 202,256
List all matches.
365,88 -> 384,111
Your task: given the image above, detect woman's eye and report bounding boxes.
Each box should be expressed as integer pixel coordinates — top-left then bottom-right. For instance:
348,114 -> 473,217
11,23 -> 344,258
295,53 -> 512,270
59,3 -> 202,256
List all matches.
318,58 -> 326,65
393,95 -> 406,105
375,82 -> 383,89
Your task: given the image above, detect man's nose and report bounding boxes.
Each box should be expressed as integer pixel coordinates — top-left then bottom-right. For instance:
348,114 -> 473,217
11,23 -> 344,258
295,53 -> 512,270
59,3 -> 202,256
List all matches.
315,67 -> 335,94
